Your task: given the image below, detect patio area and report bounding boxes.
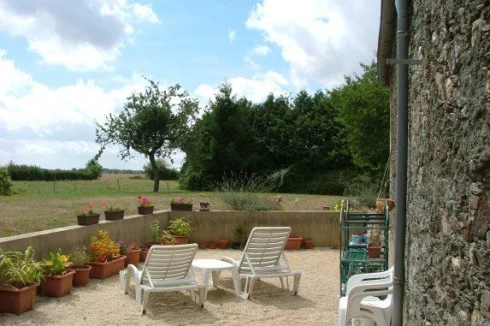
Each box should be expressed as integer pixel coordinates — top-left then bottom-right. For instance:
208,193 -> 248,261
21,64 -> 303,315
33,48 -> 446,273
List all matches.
0,248 -> 339,326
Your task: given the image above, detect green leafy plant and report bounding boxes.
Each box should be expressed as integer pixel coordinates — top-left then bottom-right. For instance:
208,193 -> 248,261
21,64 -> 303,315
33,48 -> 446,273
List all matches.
169,217 -> 192,236
42,249 -> 72,276
232,225 -> 246,242
70,247 -> 90,267
161,230 -> 177,244
0,167 -> 13,196
0,246 -> 44,288
149,219 -> 160,242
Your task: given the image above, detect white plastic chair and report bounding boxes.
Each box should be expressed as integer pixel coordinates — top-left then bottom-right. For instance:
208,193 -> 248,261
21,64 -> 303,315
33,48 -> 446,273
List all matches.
338,267 -> 394,326
124,244 -> 205,314
221,226 -> 301,299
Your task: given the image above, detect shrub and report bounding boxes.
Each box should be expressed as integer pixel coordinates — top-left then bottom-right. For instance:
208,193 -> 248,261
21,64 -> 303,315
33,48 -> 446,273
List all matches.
344,181 -> 378,208
90,230 -> 120,262
42,250 -> 72,276
143,159 -> 179,180
215,172 -> 280,211
0,246 -> 44,288
0,167 -> 13,196
70,248 -> 90,267
169,217 -> 192,236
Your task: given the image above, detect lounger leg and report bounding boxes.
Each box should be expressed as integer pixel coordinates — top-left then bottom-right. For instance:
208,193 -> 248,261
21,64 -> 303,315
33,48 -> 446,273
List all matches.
135,284 -> 142,308
141,290 -> 150,315
279,277 -> 285,290
247,278 -> 256,299
293,274 -> 301,295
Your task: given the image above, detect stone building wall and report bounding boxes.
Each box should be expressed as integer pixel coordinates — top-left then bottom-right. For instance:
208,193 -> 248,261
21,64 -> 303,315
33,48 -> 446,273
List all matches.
395,0 -> 490,325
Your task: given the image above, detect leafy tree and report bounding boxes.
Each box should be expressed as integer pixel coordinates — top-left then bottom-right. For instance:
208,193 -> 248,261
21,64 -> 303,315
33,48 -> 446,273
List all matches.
329,62 -> 390,175
96,78 -> 199,192
143,159 -> 179,180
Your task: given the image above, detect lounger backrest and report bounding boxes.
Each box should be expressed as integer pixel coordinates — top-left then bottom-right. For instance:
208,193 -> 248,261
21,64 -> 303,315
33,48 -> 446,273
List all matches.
239,227 -> 291,274
141,244 -> 197,285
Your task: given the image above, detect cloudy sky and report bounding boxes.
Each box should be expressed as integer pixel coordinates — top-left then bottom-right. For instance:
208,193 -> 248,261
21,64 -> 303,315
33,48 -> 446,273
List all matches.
0,0 -> 380,171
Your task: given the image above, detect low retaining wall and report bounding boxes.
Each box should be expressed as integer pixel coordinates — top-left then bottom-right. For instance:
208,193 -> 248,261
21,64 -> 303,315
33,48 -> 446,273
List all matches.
0,211 -> 339,258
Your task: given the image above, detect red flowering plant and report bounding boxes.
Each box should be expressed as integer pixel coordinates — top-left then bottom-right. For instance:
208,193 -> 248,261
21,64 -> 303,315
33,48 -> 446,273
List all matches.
102,201 -> 122,212
117,241 -> 138,255
80,203 -> 98,216
90,230 -> 120,262
137,195 -> 152,207
170,196 -> 193,205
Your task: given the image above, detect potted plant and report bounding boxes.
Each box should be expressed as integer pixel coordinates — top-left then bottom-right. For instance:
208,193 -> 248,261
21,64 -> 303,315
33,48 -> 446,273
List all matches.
285,235 -> 303,250
170,196 -> 193,211
77,203 -> 100,226
137,195 -> 154,215
219,238 -> 229,249
169,217 -> 192,243
88,230 -> 126,279
232,225 -> 246,249
118,241 -> 140,267
367,228 -> 382,258
70,247 -> 91,287
103,201 -> 125,220
199,202 -> 210,211
198,240 -> 207,249
303,238 -> 314,249
161,230 -> 177,245
39,249 -> 75,298
0,246 -> 44,315
141,219 -> 161,262
207,241 -> 217,249
375,198 -> 395,213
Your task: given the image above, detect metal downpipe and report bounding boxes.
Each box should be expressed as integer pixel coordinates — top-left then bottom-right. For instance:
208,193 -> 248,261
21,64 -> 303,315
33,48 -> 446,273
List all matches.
393,0 -> 409,325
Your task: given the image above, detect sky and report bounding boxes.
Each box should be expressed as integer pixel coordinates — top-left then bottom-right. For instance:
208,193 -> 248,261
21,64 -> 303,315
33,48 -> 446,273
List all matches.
0,0 -> 381,171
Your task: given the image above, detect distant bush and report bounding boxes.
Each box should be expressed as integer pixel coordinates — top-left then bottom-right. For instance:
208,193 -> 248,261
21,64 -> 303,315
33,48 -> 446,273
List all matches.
0,167 -> 13,196
344,179 -> 378,208
143,159 -> 179,180
215,172 -> 280,211
5,162 -> 99,181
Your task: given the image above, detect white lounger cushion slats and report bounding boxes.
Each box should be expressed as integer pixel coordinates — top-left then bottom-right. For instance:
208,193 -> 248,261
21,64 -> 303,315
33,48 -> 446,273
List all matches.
222,226 -> 301,299
124,244 -> 205,314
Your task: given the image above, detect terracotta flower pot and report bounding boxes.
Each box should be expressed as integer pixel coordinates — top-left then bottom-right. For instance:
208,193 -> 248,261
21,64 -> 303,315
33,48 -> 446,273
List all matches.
207,241 -> 217,249
285,236 -> 303,250
303,239 -> 313,249
146,241 -> 162,249
219,239 -> 229,249
88,256 -> 126,279
39,270 -> 76,298
77,214 -> 100,226
170,203 -> 193,211
367,244 -> 382,258
139,248 -> 149,262
0,284 -> 39,315
104,210 -> 125,221
72,265 -> 92,287
137,206 -> 154,215
197,241 -> 207,249
174,235 -> 189,244
375,199 -> 395,213
124,249 -> 141,267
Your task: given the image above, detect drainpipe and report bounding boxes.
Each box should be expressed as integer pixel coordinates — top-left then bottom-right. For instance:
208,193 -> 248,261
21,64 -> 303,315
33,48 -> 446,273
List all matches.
393,0 -> 409,325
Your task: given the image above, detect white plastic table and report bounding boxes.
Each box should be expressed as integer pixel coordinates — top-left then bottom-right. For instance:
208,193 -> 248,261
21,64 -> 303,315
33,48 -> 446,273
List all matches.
192,259 -> 241,297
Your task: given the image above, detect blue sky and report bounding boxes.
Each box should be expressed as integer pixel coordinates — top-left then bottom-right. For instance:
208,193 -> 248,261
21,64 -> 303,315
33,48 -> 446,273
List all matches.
0,0 -> 380,170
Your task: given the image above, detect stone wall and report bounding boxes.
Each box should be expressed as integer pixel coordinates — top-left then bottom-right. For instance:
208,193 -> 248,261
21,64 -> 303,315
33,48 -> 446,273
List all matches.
399,1 -> 490,325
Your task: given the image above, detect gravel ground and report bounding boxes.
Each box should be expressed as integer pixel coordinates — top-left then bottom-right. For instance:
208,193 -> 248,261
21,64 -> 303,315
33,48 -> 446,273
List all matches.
0,248 -> 340,326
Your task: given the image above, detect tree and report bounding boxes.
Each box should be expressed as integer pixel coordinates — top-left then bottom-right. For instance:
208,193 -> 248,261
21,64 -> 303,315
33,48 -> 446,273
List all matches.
96,78 -> 199,192
329,62 -> 390,175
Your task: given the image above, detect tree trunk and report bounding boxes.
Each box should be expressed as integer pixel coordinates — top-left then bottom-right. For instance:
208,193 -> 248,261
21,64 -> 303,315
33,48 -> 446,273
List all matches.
149,154 -> 160,192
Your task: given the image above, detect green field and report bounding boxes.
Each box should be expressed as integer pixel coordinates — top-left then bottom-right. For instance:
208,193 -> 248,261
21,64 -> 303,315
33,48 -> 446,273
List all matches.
0,174 -> 342,237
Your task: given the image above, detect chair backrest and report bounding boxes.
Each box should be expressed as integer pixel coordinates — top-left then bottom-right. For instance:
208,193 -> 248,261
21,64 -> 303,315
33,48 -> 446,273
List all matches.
239,227 -> 291,275
141,244 -> 197,285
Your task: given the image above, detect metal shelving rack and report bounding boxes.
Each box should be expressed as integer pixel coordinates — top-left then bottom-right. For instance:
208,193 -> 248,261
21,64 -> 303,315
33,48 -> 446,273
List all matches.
339,200 -> 389,296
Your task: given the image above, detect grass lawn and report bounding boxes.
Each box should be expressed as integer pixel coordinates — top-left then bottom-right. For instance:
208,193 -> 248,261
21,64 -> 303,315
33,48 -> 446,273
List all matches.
0,174 -> 343,238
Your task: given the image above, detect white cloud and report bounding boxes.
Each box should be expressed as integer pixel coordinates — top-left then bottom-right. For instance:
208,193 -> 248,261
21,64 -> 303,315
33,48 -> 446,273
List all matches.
244,56 -> 259,70
195,70 -> 288,104
252,45 -> 270,56
0,50 -> 155,169
246,0 -> 379,88
0,0 -> 160,71
228,29 -> 236,42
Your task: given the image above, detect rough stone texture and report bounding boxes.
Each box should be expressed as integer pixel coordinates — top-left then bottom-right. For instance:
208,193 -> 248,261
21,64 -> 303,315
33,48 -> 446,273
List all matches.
390,0 -> 490,325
